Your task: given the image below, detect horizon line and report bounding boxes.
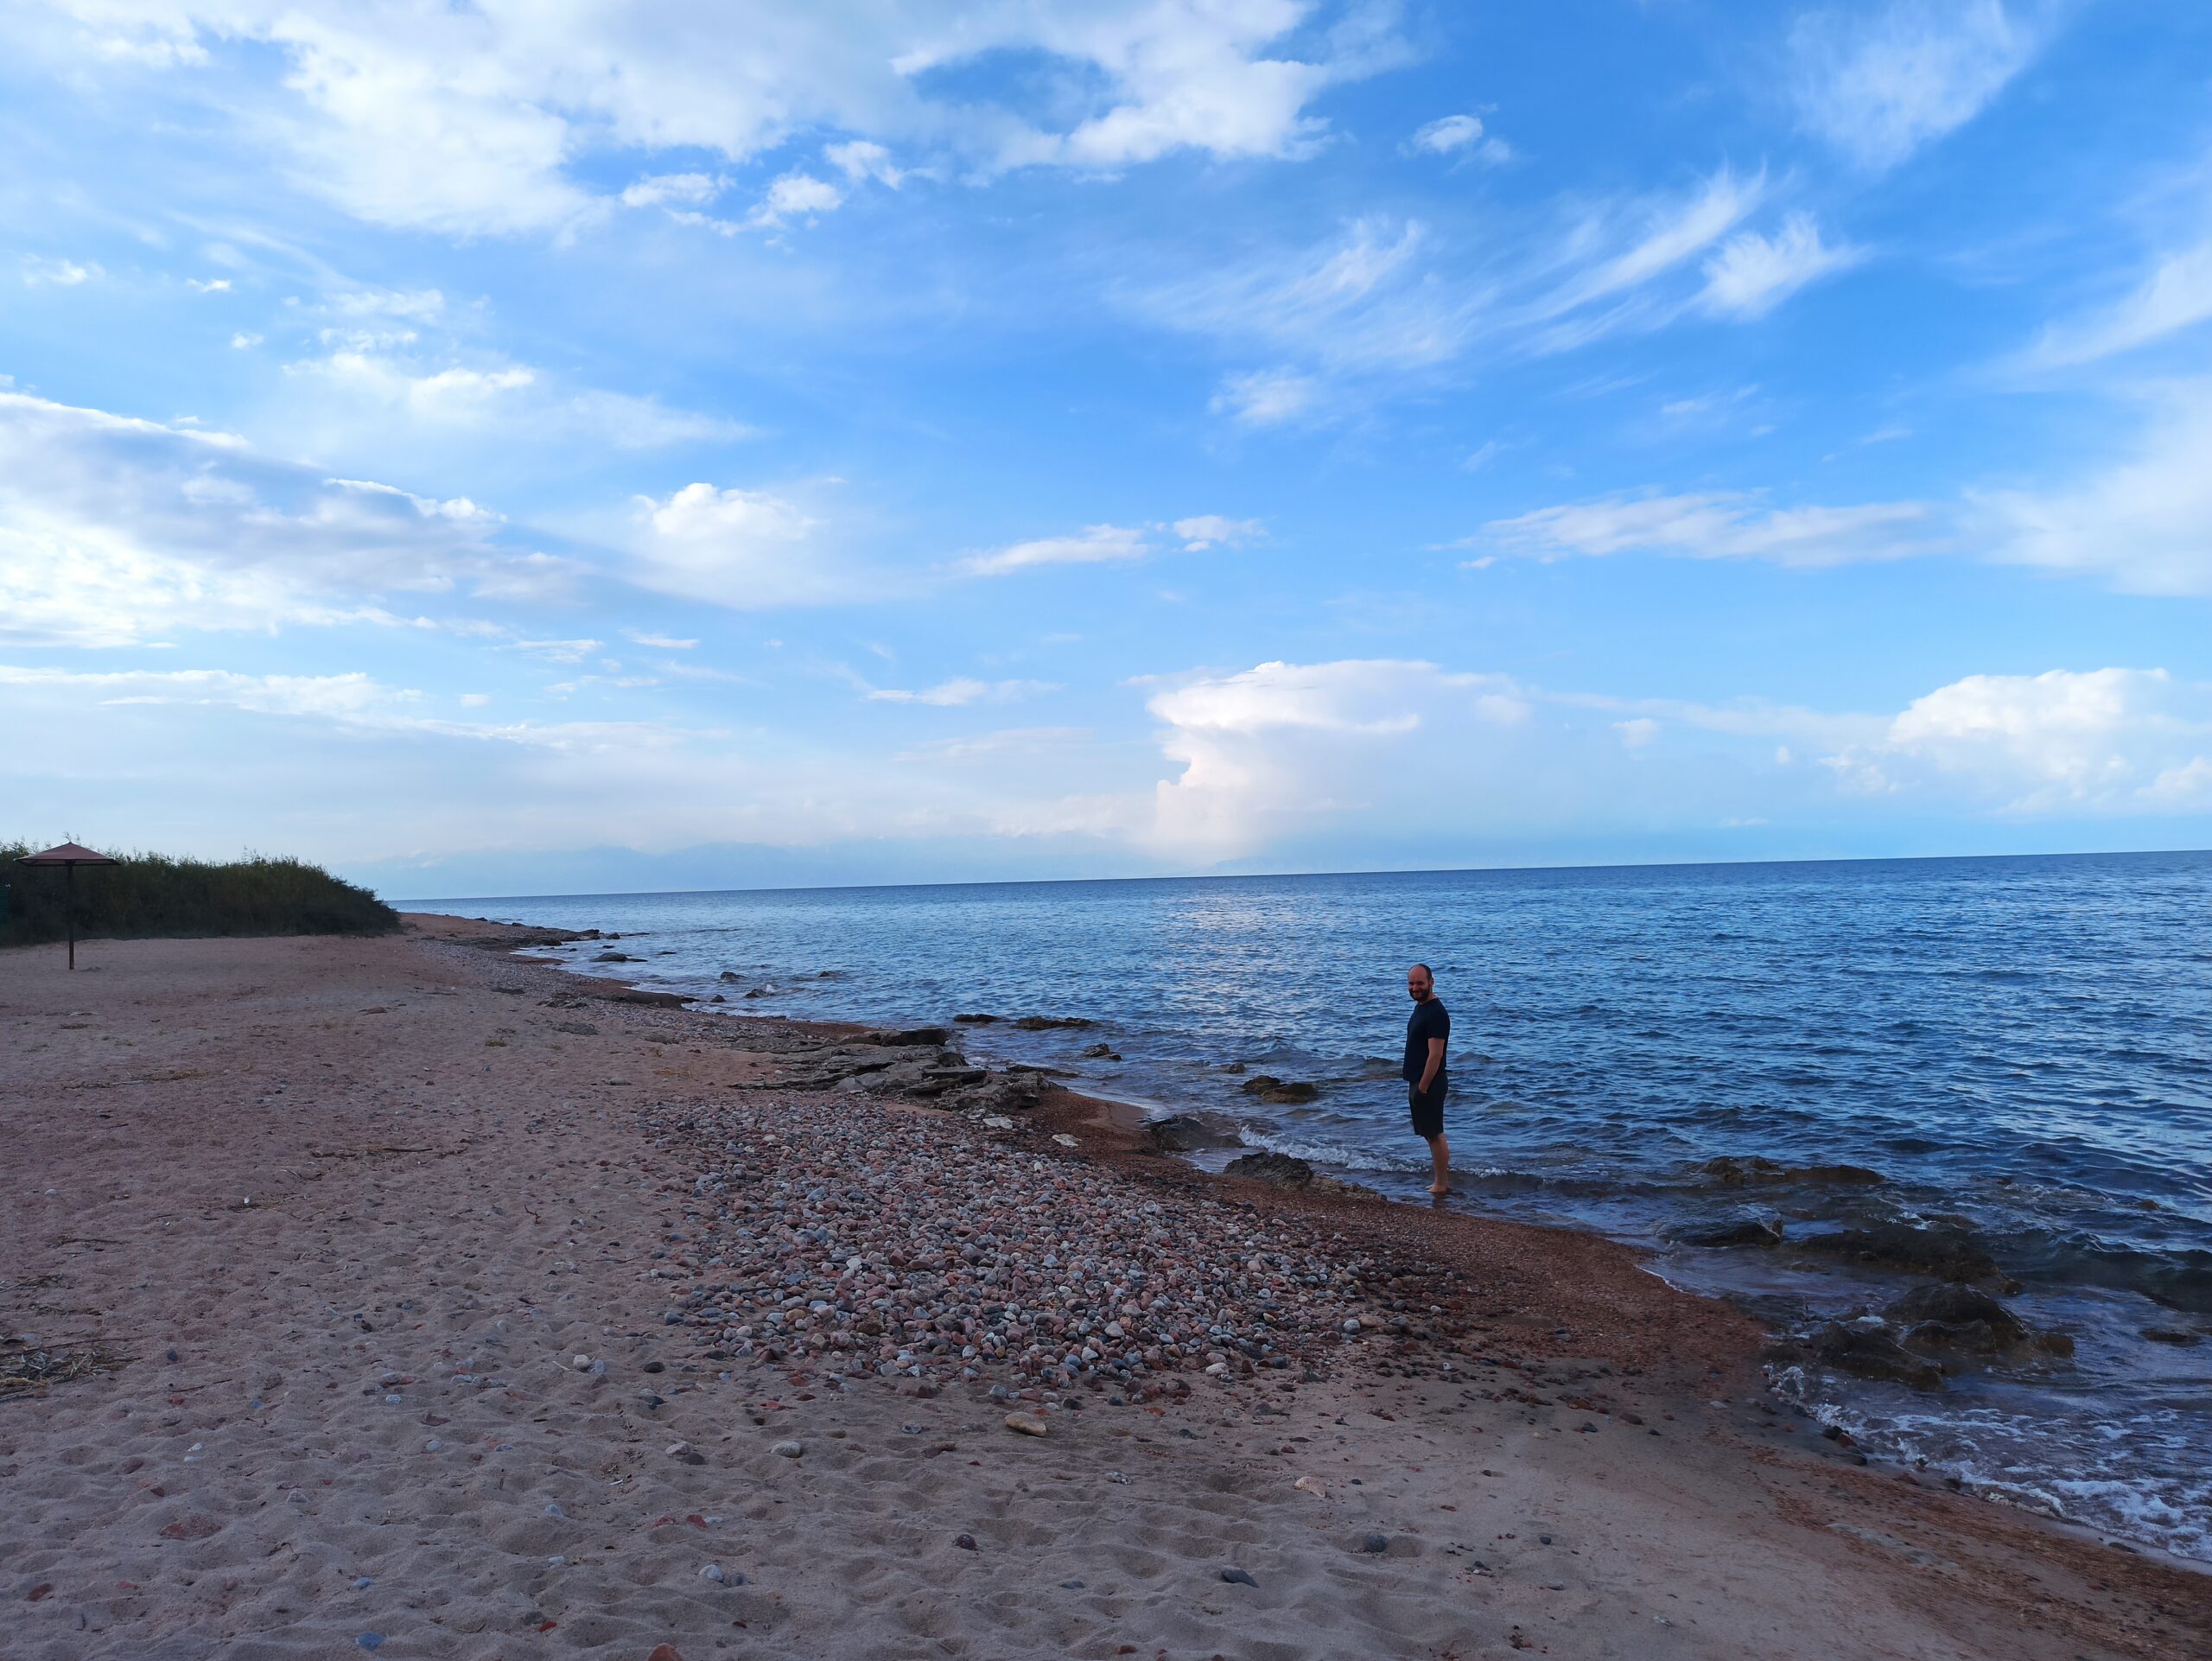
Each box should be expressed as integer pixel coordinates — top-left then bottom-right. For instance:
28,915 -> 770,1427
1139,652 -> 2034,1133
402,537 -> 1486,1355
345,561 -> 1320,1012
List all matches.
395,843 -> 2212,908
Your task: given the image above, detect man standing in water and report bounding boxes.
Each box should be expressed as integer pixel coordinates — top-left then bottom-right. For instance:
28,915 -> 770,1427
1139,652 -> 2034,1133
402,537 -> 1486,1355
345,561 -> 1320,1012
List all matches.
1404,963 -> 1451,1197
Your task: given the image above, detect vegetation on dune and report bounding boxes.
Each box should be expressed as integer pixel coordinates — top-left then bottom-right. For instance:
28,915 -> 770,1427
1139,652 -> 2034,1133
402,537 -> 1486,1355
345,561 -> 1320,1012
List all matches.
0,843 -> 401,946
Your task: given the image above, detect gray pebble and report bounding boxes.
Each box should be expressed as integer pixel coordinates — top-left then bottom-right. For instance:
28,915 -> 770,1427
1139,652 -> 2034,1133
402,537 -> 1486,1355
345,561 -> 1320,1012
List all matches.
1220,1568 -> 1258,1587
1361,1532 -> 1389,1554
772,1439 -> 804,1458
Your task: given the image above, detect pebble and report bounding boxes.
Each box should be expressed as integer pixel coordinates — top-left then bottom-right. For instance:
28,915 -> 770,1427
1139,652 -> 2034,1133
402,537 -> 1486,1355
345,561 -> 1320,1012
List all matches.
648,1647 -> 687,1661
701,1564 -> 725,1581
953,1532 -> 978,1551
771,1440 -> 804,1459
1060,1579 -> 1085,1589
571,1353 -> 593,1370
1362,1532 -> 1389,1554
1003,1412 -> 1048,1437
355,1638 -> 384,1652
637,1082 -> 1461,1397
353,1577 -> 373,1590
1220,1568 -> 1258,1587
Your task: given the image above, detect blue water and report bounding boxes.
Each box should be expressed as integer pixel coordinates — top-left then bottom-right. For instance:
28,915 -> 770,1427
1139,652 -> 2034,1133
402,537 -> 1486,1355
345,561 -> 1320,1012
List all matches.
422,851 -> 2212,1561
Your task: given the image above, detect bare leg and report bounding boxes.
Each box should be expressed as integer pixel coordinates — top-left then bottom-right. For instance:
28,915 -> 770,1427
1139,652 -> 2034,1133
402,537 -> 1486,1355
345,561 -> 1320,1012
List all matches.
1427,1133 -> 1450,1196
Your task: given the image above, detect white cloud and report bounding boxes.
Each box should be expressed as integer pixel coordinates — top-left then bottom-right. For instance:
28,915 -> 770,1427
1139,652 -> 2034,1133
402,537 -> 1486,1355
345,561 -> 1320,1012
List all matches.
1614,716 -> 1660,749
1210,367 -> 1319,426
620,171 -> 723,208
0,388 -> 569,647
1141,658 -> 1531,858
866,677 -> 1052,707
1538,169 -> 1764,321
1827,668 -> 2212,812
2022,239 -> 2212,368
22,255 -> 101,286
1406,113 -> 1510,164
187,276 -> 233,292
1478,490 -> 1931,566
748,171 -> 844,228
624,629 -> 698,650
957,523 -> 1153,577
283,348 -> 749,448
1173,515 -> 1263,550
1973,382 -> 2212,596
626,480 -> 829,608
34,2 -> 1402,237
1699,213 -> 1864,318
1789,0 -> 2044,171
825,139 -> 905,186
231,332 -> 263,349
0,664 -> 413,721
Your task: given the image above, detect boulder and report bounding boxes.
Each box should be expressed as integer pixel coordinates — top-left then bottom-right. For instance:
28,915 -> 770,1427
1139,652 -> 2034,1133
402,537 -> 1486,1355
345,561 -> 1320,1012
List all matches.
945,1071 -> 1047,1115
1011,1015 -> 1097,1031
1241,1075 -> 1320,1104
952,1013 -> 1001,1024
870,1027 -> 954,1048
1881,1283 -> 2070,1357
1081,1042 -> 1123,1060
1223,1152 -> 1316,1190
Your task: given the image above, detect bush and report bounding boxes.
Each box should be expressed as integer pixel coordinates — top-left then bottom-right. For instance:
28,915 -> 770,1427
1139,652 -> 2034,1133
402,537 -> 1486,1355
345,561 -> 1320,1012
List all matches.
0,843 -> 401,946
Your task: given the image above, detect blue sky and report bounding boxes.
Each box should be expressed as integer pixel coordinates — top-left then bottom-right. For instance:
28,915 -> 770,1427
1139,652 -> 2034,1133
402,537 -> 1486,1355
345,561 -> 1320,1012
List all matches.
4,0 -> 2210,895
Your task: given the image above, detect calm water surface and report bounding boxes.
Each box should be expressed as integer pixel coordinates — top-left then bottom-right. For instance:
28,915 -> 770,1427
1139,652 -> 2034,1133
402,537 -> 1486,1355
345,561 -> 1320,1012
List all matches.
423,852 -> 2212,1560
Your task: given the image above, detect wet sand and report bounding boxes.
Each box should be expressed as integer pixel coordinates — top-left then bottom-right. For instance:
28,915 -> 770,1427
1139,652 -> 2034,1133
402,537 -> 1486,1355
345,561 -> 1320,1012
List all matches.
1,920 -> 2204,1659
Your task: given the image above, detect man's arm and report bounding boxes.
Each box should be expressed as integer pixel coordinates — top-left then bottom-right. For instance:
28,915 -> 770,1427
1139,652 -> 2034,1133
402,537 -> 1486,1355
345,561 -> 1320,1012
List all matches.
1418,1035 -> 1445,1093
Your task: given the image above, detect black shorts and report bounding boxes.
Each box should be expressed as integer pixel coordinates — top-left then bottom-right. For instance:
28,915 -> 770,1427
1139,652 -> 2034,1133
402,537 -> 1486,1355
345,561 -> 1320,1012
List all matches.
1408,1079 -> 1447,1141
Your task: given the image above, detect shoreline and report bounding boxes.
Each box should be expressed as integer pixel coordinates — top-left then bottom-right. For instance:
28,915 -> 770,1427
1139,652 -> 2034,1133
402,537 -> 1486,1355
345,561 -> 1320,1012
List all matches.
2,920 -> 2203,1659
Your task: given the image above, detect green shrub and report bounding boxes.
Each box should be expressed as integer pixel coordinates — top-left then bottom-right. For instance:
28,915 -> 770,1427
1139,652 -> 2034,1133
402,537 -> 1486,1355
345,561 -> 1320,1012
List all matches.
0,843 -> 400,945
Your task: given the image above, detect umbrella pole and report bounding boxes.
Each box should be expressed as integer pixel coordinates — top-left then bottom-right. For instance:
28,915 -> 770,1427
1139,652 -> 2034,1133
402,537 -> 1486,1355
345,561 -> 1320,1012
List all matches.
67,862 -> 76,971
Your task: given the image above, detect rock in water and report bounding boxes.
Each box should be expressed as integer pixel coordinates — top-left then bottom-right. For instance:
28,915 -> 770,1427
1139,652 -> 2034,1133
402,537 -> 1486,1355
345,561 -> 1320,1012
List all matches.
1241,1074 -> 1320,1104
1895,1282 -> 2075,1358
1146,1114 -> 1238,1153
1796,1224 -> 2015,1290
1223,1151 -> 1316,1190
1791,1321 -> 1944,1390
1668,1218 -> 1783,1248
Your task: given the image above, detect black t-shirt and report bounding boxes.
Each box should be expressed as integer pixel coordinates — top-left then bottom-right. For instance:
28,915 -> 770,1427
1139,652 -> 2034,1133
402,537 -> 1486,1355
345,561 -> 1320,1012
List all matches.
1403,997 -> 1449,1085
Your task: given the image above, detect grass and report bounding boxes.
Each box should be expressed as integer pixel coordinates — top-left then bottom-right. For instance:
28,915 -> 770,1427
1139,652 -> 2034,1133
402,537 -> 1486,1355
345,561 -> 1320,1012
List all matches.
0,843 -> 401,947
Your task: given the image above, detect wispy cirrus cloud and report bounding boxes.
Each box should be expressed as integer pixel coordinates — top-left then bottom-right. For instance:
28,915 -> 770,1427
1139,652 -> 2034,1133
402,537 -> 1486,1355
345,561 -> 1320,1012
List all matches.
1471,490 -> 1932,567
1788,0 -> 2050,171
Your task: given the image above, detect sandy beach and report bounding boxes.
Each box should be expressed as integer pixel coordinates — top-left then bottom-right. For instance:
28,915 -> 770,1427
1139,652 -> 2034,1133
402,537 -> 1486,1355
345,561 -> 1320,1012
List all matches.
2,920 -> 2205,1661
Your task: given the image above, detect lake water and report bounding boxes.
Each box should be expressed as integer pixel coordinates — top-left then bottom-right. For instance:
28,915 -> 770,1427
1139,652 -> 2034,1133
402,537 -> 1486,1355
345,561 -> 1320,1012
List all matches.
421,852 -> 2212,1561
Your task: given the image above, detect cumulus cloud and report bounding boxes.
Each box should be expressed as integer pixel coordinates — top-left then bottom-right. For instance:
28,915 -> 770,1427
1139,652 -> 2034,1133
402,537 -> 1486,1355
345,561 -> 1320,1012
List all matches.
748,171 -> 844,228
0,388 -> 572,647
1789,0 -> 2045,171
1477,490 -> 1931,566
624,480 -> 833,608
956,523 -> 1153,577
1827,668 -> 2212,812
1173,515 -> 1263,550
1699,213 -> 1864,318
1141,659 -> 1530,858
620,171 -> 723,208
30,2 -> 1402,237
22,255 -> 102,286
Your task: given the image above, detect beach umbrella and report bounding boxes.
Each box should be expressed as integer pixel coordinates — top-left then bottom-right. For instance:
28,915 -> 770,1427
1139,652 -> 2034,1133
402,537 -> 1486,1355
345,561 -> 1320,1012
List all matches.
16,842 -> 118,971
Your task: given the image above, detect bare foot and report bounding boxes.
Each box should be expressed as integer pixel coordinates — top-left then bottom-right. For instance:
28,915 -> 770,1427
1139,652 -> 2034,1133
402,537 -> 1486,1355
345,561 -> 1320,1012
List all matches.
1428,1181 -> 1450,1198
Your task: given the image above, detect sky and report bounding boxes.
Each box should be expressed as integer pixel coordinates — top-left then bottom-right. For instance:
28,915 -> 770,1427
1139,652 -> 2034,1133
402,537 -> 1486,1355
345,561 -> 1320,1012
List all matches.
3,0 -> 2210,898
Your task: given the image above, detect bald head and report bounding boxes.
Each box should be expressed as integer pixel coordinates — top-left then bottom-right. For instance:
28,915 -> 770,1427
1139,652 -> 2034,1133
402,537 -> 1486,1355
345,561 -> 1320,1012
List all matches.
1407,963 -> 1433,1002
